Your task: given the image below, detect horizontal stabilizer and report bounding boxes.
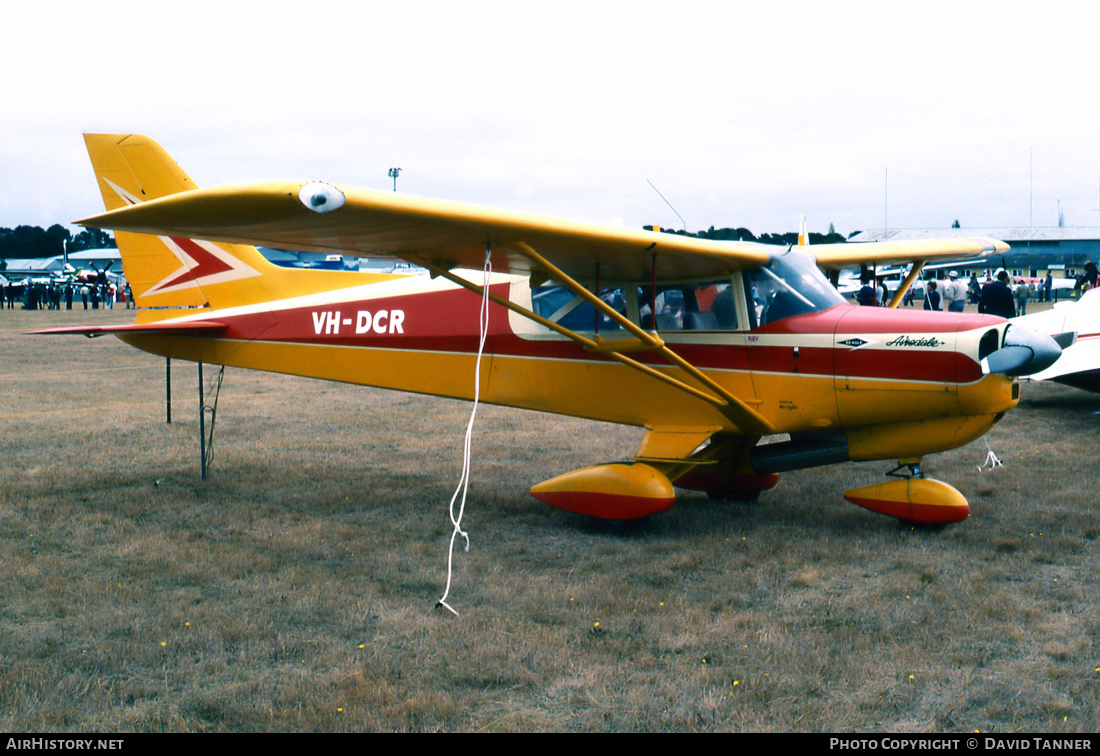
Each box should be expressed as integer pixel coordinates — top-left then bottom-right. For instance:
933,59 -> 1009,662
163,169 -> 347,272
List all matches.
29,321 -> 229,339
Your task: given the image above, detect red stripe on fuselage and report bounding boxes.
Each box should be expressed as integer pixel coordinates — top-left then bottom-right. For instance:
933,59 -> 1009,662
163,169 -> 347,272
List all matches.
167,289 -> 992,383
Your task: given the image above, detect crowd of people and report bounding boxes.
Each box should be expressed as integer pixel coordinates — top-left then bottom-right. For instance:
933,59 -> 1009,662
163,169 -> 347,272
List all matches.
858,264 -> 1099,319
8,263 -> 1098,322
1,280 -> 132,310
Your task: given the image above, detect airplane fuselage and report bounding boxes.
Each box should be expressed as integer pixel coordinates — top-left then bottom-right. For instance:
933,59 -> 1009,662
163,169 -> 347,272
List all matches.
118,268 -> 1018,469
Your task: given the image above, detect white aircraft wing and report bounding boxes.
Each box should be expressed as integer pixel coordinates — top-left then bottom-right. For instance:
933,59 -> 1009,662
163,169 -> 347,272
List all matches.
1015,288 -> 1100,392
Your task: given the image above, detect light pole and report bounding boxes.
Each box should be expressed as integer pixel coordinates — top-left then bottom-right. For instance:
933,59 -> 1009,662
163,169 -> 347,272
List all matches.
388,167 -> 401,191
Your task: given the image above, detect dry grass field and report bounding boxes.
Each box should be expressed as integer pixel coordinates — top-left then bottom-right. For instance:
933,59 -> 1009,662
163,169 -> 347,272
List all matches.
2,305 -> 1098,732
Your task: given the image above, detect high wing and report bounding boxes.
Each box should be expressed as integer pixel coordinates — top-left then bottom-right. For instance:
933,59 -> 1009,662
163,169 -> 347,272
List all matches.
810,237 -> 1008,269
807,237 -> 1007,308
78,179 -> 1007,285
79,182 -> 770,284
77,175 -> 782,436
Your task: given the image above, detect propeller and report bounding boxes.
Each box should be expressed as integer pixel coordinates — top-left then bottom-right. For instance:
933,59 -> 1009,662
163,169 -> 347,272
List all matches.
90,261 -> 114,285
981,324 -> 1062,377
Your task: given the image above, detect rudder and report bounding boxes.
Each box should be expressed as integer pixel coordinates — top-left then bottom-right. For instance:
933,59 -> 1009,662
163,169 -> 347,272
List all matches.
84,134 -> 275,312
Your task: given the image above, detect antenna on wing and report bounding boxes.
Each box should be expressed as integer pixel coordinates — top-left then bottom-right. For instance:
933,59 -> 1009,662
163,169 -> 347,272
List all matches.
646,179 -> 687,232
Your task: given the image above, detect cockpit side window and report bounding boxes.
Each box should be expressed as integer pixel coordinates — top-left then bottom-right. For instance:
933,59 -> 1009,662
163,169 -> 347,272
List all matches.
530,277 -> 741,334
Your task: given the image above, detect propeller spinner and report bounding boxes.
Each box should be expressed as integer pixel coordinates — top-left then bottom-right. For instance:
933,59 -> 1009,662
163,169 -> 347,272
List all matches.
981,324 -> 1062,377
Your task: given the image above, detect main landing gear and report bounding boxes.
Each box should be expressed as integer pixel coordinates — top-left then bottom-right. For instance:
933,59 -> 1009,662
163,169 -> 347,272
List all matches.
843,460 -> 970,525
530,459 -> 971,526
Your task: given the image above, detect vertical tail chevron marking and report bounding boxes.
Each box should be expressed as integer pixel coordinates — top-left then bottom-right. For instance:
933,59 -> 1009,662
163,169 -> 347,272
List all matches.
101,176 -> 260,296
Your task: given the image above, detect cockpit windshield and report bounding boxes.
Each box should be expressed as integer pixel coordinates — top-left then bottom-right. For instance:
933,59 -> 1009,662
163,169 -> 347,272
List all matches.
745,248 -> 847,327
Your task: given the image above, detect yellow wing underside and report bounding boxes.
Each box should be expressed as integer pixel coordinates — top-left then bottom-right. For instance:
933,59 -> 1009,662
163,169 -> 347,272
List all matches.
79,182 -> 769,284
78,180 -> 1006,286
811,237 -> 1009,269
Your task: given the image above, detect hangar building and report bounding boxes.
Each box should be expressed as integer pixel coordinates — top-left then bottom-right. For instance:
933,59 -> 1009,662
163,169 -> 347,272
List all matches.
848,227 -> 1100,281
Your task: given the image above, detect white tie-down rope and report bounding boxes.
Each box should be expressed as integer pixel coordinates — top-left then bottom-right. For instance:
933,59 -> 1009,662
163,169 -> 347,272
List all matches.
976,435 -> 1003,473
437,247 -> 492,617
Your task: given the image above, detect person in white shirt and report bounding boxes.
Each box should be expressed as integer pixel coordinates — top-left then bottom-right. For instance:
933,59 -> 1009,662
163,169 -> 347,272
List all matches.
943,271 -> 967,313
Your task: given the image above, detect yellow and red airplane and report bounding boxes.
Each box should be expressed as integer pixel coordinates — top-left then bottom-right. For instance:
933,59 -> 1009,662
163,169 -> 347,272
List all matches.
41,134 -> 1062,526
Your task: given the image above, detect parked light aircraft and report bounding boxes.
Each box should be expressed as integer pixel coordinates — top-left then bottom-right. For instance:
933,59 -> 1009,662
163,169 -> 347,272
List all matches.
39,134 -> 1063,526
9,261 -> 120,289
66,261 -> 118,286
1011,288 -> 1100,392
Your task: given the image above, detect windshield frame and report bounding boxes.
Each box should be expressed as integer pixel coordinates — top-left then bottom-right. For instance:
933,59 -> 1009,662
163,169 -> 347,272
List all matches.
745,248 -> 847,328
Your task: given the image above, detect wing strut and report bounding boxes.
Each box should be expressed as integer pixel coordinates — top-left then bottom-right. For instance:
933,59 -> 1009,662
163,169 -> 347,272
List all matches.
887,261 -> 927,308
417,243 -> 774,436
512,243 -> 775,434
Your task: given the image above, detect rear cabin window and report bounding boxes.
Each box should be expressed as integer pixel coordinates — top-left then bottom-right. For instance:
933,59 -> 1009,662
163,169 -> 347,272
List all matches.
531,285 -> 628,332
531,279 -> 739,333
639,282 -> 737,331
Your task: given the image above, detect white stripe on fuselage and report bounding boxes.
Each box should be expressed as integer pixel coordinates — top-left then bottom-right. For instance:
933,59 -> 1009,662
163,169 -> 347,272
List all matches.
139,270 -> 522,325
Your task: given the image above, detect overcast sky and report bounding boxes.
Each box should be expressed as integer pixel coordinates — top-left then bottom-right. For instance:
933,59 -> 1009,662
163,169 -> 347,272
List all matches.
3,2 -> 1098,239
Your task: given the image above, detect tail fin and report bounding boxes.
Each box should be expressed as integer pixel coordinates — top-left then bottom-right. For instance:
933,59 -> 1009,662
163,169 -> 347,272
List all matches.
84,134 -> 394,315
84,134 -> 283,312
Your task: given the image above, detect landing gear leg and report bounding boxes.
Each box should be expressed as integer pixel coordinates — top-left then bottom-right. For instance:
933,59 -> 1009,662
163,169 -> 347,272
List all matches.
886,460 -> 923,480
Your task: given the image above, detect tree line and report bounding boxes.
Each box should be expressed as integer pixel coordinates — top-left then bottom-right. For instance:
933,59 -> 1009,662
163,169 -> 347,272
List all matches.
647,224 -> 850,246
0,225 -> 115,262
